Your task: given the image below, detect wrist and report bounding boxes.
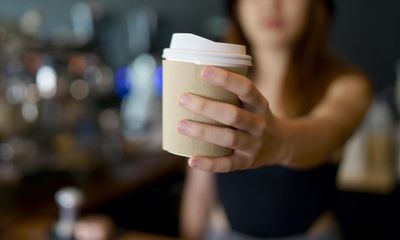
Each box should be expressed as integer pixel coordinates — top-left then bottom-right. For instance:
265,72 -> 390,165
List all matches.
273,117 -> 293,167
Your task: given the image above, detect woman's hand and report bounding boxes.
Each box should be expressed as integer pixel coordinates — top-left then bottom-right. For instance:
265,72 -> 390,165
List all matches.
177,66 -> 287,172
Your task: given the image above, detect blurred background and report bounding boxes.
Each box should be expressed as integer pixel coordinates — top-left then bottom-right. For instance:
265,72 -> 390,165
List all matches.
0,0 -> 399,239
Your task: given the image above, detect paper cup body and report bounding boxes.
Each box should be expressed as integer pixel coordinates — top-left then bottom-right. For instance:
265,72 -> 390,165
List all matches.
162,34 -> 252,157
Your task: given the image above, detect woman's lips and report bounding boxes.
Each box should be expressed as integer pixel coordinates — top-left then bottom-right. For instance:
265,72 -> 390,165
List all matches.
262,19 -> 283,30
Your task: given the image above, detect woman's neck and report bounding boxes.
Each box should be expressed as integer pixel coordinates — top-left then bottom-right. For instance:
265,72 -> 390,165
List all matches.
252,45 -> 292,117
252,46 -> 291,85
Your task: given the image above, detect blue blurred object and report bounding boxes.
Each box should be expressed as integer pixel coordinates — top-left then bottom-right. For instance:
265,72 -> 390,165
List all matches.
154,66 -> 163,97
114,67 -> 131,98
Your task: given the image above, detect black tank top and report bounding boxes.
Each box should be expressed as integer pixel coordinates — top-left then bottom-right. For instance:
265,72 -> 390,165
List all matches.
216,163 -> 338,238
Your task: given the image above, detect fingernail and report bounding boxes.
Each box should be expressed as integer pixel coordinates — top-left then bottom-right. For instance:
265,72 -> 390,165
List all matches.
189,158 -> 201,168
179,94 -> 191,106
177,120 -> 190,134
202,67 -> 214,79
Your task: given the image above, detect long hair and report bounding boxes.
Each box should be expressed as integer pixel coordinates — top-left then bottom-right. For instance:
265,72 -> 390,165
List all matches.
225,0 -> 349,116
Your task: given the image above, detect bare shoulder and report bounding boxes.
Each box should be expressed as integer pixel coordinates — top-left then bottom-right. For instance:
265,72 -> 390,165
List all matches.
312,66 -> 374,125
325,68 -> 374,106
320,54 -> 373,100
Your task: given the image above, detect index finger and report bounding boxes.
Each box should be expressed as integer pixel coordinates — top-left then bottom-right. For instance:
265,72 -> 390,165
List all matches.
201,66 -> 269,112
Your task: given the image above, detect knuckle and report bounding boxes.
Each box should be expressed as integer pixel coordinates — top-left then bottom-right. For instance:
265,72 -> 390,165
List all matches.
226,107 -> 242,126
193,124 -> 206,138
224,159 -> 234,172
241,80 -> 253,97
253,114 -> 267,137
196,98 -> 207,113
227,131 -> 240,148
220,70 -> 230,84
209,162 -> 219,172
258,118 -> 267,134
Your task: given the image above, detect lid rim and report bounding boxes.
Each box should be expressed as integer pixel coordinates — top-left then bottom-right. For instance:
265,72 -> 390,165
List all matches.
163,54 -> 252,67
164,58 -> 252,67
163,48 -> 252,60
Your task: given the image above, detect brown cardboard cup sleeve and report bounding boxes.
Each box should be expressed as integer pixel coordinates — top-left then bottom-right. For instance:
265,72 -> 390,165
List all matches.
162,60 -> 248,157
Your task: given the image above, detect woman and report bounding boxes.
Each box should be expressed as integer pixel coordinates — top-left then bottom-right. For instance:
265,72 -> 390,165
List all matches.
180,0 -> 372,239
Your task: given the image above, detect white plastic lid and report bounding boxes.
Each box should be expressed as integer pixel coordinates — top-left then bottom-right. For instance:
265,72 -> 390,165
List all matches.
163,33 -> 252,67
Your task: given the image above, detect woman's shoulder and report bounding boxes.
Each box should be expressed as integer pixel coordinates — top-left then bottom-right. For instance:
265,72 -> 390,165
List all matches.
307,54 -> 373,115
323,55 -> 374,100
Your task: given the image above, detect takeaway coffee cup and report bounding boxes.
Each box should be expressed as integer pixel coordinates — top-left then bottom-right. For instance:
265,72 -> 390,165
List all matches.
162,33 -> 252,157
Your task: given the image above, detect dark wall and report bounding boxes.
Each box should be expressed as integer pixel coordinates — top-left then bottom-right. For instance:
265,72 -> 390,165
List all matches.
330,0 -> 400,92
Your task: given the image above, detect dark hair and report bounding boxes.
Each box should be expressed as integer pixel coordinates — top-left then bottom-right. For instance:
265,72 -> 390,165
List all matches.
326,0 -> 335,16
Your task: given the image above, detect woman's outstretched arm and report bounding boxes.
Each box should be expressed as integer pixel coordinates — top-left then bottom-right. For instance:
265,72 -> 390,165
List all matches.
275,73 -> 372,169
176,66 -> 372,172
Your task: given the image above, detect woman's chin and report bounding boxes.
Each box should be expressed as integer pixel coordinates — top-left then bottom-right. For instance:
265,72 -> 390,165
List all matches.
253,36 -> 291,49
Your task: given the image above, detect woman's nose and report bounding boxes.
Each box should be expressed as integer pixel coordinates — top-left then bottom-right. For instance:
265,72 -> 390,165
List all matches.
258,0 -> 281,13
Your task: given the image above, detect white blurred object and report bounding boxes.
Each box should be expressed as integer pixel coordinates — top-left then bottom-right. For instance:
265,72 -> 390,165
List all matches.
19,9 -> 42,36
21,102 -> 38,123
54,187 -> 84,239
36,65 -> 57,99
121,53 -> 156,140
70,1 -> 94,46
126,8 -> 157,55
5,78 -> 26,105
337,123 -> 368,189
338,100 -> 396,193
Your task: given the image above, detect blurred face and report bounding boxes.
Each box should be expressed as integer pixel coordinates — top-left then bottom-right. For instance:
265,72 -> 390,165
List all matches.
237,0 -> 311,48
